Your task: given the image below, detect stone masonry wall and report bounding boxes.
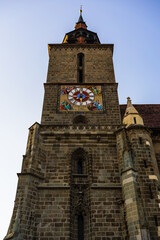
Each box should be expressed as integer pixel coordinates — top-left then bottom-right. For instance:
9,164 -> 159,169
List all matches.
5,174 -> 40,240
41,83 -> 121,125
47,45 -> 115,84
90,189 -> 123,240
127,127 -> 160,239
35,189 -> 70,240
152,130 -> 160,173
117,126 -> 160,239
37,126 -> 123,239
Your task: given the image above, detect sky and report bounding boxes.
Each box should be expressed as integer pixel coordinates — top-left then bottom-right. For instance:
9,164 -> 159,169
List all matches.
0,0 -> 160,238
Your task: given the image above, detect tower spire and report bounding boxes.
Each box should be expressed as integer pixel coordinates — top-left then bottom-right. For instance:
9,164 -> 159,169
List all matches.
80,5 -> 82,14
62,8 -> 100,44
75,6 -> 87,30
78,5 -> 84,23
123,97 -> 144,127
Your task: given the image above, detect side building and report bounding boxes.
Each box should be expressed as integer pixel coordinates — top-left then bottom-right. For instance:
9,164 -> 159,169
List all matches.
4,12 -> 160,240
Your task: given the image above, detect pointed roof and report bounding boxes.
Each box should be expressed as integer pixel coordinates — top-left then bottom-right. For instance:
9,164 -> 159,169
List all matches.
120,104 -> 160,128
123,97 -> 144,127
75,7 -> 87,30
77,8 -> 85,23
124,97 -> 139,116
78,14 -> 84,23
62,8 -> 100,44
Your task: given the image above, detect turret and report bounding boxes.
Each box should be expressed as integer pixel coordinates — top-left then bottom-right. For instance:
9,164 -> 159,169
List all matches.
123,97 -> 144,127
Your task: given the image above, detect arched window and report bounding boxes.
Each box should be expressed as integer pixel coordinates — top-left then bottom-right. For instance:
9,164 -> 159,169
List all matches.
77,53 -> 84,83
78,213 -> 84,240
73,115 -> 87,125
71,148 -> 88,175
78,158 -> 83,174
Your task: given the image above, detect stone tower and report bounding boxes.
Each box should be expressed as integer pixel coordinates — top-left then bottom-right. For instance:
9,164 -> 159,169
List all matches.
4,10 -> 160,240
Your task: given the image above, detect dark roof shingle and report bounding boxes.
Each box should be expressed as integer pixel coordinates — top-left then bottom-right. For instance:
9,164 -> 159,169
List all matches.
120,104 -> 160,128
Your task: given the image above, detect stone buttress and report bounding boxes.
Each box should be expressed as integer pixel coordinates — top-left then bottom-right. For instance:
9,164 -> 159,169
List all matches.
116,98 -> 160,239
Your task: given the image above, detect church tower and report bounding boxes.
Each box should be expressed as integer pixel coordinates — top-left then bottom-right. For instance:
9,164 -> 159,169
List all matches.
4,10 -> 160,240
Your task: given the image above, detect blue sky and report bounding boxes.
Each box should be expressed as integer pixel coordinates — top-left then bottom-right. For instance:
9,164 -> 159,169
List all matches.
0,0 -> 160,238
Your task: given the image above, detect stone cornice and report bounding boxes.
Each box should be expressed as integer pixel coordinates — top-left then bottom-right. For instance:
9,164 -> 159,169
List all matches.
37,185 -> 70,190
91,183 -> 121,189
121,167 -> 138,175
44,82 -> 118,86
48,43 -> 114,48
39,124 -> 118,135
48,43 -> 114,55
115,124 -> 151,134
17,172 -> 45,180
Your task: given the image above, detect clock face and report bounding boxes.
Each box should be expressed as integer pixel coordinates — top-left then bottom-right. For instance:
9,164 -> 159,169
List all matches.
68,87 -> 94,106
59,85 -> 104,112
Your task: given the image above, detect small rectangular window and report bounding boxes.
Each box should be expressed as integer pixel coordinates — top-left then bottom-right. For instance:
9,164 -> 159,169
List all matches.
149,185 -> 153,199
79,55 -> 83,66
78,159 -> 83,174
154,216 -> 158,226
143,160 -> 147,168
78,214 -> 84,240
134,117 -> 137,124
139,137 -> 143,144
77,53 -> 84,83
79,70 -> 83,83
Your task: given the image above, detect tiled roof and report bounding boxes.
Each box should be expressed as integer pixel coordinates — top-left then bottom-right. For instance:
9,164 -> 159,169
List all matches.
120,104 -> 160,128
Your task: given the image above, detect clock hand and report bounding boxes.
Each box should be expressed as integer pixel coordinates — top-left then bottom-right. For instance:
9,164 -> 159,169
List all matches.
80,91 -> 83,102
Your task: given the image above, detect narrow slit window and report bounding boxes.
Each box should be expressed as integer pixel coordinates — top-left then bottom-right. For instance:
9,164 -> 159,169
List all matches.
149,185 -> 153,199
77,53 -> 84,83
134,117 -> 137,124
78,158 -> 83,174
78,214 -> 84,240
79,54 -> 83,66
79,69 -> 83,83
154,216 -> 158,226
143,160 -> 147,168
139,137 -> 143,144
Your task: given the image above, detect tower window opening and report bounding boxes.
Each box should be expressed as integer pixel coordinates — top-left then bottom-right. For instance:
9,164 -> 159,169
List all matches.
143,160 -> 148,168
78,214 -> 84,240
71,148 -> 88,175
149,185 -> 153,199
139,137 -> 143,144
79,69 -> 83,83
154,216 -> 158,226
79,54 -> 83,66
134,117 -> 137,124
77,53 -> 84,83
78,158 -> 83,174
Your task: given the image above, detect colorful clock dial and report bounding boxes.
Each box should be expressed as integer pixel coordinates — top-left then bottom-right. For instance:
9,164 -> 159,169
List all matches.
68,87 -> 94,106
59,85 -> 103,112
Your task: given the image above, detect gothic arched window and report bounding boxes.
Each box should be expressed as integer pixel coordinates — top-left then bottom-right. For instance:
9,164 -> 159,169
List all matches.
71,148 -> 88,175
78,158 -> 83,174
77,53 -> 84,83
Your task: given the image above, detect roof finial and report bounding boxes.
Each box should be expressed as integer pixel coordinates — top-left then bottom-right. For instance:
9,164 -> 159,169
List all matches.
77,5 -> 84,24
127,97 -> 132,107
80,5 -> 82,15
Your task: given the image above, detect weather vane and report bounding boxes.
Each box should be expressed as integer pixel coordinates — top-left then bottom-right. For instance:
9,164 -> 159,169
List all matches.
80,5 -> 82,15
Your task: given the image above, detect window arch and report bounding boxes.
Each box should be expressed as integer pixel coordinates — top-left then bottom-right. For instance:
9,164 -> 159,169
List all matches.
77,53 -> 84,83
71,148 -> 88,175
78,158 -> 83,174
73,115 -> 87,125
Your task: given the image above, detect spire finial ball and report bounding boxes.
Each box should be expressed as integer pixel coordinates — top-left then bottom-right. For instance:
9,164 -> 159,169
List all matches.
80,5 -> 82,14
